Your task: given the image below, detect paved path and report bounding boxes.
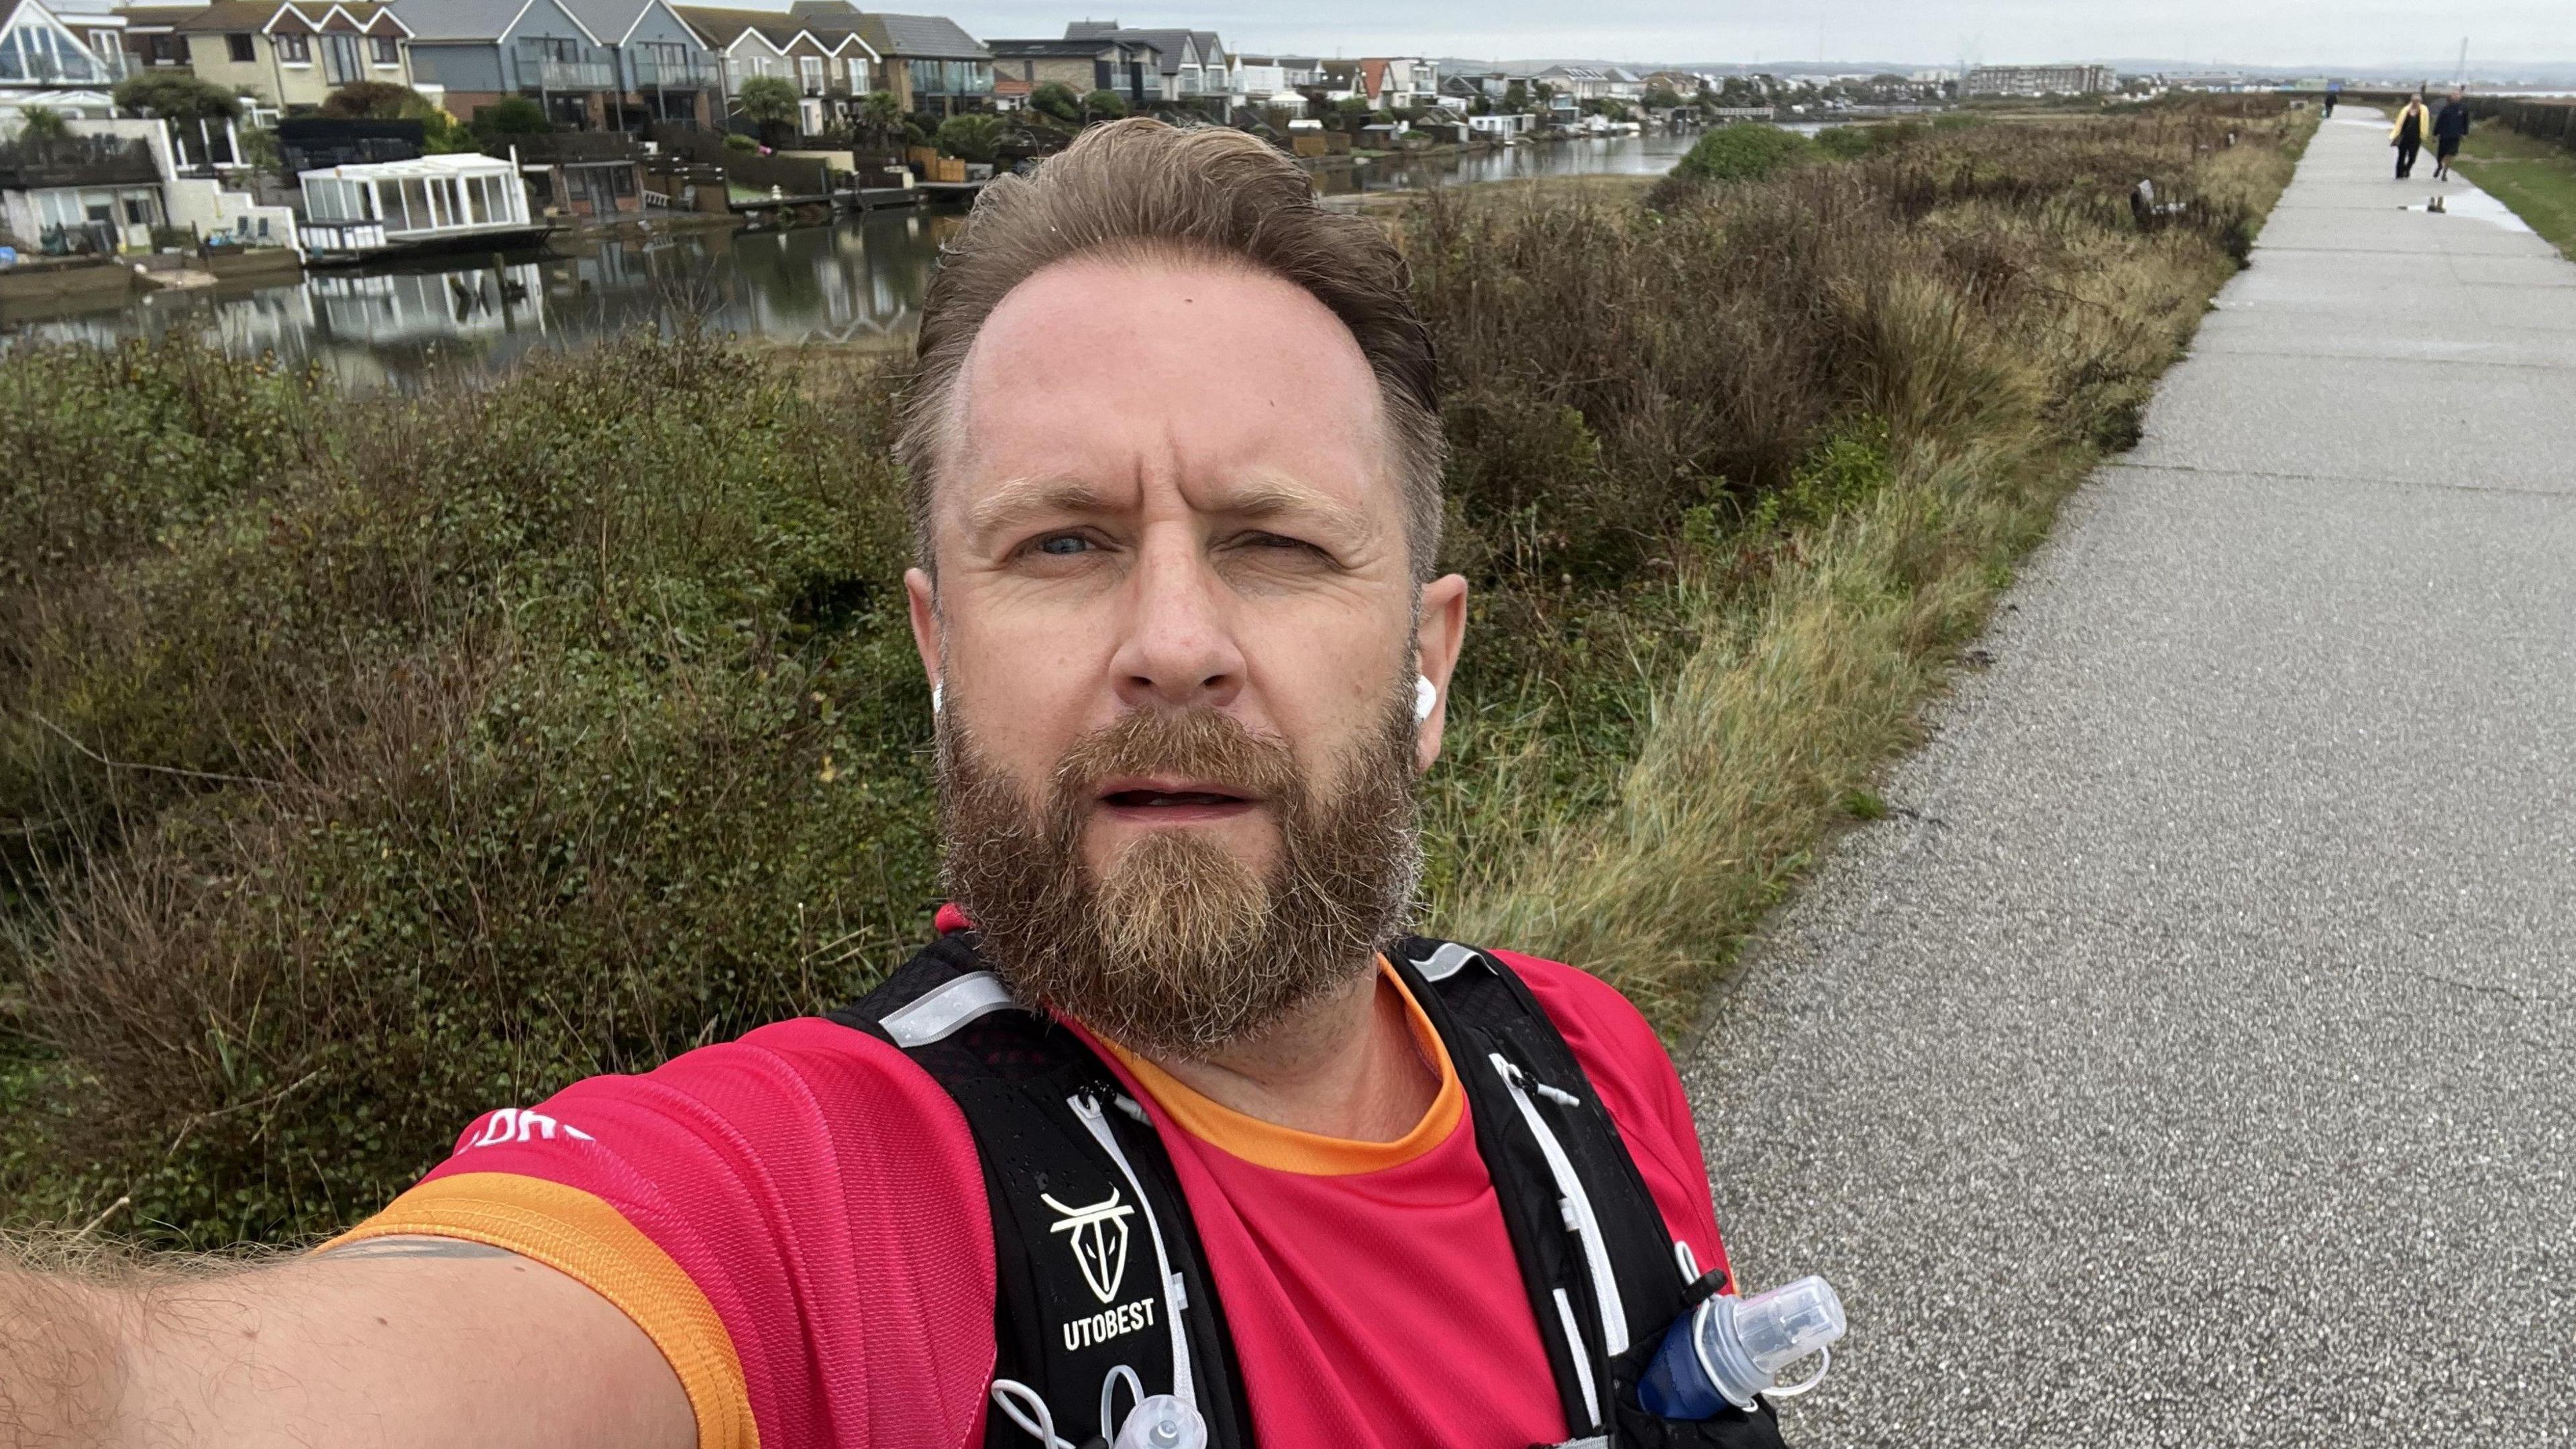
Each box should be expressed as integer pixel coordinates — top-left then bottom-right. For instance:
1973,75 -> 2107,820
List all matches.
1681,115 -> 2576,1446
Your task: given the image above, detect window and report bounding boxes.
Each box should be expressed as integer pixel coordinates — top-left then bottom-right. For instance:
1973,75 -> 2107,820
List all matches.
372,34 -> 398,65
274,32 -> 310,64
151,33 -> 186,64
799,54 -> 822,91
226,32 -> 254,62
844,56 -> 867,90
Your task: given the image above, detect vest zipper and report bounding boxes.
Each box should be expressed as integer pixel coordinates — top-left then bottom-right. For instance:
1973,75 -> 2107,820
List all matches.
1489,1053 -> 1631,1362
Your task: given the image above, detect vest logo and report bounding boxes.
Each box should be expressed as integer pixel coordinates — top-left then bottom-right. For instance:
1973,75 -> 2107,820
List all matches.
1061,1295 -> 1156,1353
1042,1188 -> 1135,1304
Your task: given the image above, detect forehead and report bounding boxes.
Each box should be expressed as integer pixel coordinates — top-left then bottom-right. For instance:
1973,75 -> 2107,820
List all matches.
941,252 -> 1395,527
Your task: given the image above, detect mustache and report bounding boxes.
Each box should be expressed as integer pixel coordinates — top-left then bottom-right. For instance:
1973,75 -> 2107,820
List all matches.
1045,708 -> 1305,811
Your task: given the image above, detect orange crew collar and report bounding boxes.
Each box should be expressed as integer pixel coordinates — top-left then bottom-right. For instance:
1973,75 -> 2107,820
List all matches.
1091,958 -> 1465,1177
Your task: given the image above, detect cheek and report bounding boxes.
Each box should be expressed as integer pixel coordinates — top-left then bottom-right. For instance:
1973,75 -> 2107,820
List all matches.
947,608 -> 1107,770
1237,604 -> 1404,749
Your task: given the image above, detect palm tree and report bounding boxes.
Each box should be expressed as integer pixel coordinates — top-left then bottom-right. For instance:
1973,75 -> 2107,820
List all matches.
856,89 -> 904,152
735,75 -> 800,145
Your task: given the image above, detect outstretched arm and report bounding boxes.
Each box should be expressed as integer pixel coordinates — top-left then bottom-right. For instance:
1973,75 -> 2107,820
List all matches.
0,1237 -> 693,1449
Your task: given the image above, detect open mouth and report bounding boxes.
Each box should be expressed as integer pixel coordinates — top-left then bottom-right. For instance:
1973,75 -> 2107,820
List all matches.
1095,780 -> 1261,821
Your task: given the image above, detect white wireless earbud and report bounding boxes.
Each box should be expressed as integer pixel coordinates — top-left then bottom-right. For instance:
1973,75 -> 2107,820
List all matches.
930,682 -> 943,714
1413,676 -> 1438,723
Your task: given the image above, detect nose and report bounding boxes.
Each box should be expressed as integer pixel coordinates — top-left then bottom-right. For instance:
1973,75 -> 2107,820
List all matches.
1108,527 -> 1244,714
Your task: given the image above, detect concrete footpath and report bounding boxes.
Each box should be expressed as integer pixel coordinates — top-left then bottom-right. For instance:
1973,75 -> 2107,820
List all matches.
1682,115 -> 2576,1444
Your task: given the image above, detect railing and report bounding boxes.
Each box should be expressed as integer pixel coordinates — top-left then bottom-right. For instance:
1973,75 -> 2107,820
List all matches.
0,136 -> 161,191
535,58 -> 615,90
634,55 -> 719,89
303,221 -> 387,253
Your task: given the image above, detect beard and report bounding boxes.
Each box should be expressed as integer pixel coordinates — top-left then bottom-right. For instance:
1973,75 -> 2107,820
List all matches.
936,690 -> 1424,1059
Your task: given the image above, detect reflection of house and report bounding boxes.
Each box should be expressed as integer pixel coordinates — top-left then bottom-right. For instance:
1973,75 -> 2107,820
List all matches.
851,11 -> 985,116
0,0 -> 131,120
392,0 -> 720,130
985,34 -> 1158,111
675,3 -> 876,136
171,1 -> 418,114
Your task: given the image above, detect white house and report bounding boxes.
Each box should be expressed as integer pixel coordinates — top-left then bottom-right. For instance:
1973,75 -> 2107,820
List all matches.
1,111 -> 294,255
0,0 -> 128,122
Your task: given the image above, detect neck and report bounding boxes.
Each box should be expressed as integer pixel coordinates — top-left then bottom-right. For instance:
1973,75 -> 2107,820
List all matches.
1142,961 -> 1438,1142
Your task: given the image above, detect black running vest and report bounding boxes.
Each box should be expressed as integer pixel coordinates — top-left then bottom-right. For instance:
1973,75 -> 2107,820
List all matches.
828,932 -> 1788,1449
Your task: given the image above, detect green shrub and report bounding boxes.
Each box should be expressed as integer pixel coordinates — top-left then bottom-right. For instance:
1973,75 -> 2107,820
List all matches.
723,131 -> 757,152
1030,80 -> 1081,123
1674,123 -> 1819,182
934,113 -> 1006,164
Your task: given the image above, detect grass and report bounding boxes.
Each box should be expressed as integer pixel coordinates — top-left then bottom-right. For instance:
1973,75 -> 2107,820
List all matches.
2451,124 -> 2576,258
1,102 -> 2309,1248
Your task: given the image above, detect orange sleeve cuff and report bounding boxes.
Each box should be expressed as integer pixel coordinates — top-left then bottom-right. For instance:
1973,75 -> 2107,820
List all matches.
322,1173 -> 758,1449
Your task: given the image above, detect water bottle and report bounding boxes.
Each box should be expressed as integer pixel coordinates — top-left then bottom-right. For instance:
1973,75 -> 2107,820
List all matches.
1635,1275 -> 1846,1418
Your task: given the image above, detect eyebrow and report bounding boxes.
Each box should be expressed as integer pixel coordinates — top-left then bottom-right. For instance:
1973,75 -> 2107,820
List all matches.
960,473 -> 1377,547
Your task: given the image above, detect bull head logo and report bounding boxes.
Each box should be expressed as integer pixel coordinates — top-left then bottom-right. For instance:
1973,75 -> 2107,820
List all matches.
1042,1188 -> 1136,1305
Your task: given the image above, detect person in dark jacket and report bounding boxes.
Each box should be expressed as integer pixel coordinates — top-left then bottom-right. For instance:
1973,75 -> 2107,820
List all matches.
2390,93 -> 2432,180
2433,89 -> 2471,180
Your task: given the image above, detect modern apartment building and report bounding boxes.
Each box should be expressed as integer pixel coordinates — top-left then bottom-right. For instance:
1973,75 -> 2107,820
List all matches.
1963,63 -> 2114,97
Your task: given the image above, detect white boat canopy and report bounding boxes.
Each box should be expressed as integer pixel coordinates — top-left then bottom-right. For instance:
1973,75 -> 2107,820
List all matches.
299,153 -> 531,239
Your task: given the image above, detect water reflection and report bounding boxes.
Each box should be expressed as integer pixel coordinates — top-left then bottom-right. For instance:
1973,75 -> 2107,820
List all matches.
6,206 -> 958,388
5,133 -> 1803,384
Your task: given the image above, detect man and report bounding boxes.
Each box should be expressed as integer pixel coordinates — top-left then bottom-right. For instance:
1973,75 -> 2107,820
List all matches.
0,121 -> 1772,1448
2390,92 -> 2432,180
2432,88 -> 2471,181
2322,81 -> 2339,119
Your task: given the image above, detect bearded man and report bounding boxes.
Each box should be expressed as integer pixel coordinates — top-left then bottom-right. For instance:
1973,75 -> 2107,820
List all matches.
0,121 -> 1790,1449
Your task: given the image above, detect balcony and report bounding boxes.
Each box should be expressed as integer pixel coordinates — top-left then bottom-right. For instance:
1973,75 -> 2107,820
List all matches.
0,136 -> 162,191
534,58 -> 614,90
633,55 -> 718,89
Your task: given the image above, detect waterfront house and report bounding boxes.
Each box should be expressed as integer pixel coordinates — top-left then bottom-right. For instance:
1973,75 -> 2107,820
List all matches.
167,1 -> 416,115
1224,54 -> 1305,115
3,110 -> 293,253
0,0 -> 129,121
1354,56 -> 1434,111
115,5 -> 199,78
390,0 -> 718,131
849,11 -> 984,117
985,33 -> 1157,112
676,2 -> 874,136
297,147 -> 535,259
1061,21 -> 1220,114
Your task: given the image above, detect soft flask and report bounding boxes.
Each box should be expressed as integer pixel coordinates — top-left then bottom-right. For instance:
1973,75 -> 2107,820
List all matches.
1635,1275 -> 1846,1418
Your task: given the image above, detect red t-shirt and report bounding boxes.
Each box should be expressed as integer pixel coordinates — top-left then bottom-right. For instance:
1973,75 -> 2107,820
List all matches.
332,947 -> 1729,1448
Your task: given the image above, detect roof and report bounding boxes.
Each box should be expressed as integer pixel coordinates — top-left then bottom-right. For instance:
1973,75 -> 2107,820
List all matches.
388,0 -> 531,42
853,11 -> 983,60
115,3 -> 201,26
301,150 -> 515,180
175,0 -> 409,33
672,4 -> 790,48
555,0 -> 677,45
1061,18 -> 1115,39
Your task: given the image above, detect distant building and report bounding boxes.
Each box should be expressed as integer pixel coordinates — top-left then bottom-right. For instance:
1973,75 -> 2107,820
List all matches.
1964,64 -> 2113,97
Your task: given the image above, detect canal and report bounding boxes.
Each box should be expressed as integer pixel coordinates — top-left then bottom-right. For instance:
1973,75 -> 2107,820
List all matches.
2,133 -> 1710,384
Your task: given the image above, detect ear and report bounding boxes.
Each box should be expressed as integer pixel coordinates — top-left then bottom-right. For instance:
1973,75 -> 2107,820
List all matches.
906,567 -> 942,712
1411,573 -> 1470,773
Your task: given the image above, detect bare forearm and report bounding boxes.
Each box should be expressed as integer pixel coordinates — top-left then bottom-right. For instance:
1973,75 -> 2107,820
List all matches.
0,1244 -> 693,1449
0,1265 -> 123,1449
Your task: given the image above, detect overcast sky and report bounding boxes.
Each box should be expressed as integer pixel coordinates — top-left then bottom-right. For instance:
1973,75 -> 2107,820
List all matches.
958,1 -> 2571,71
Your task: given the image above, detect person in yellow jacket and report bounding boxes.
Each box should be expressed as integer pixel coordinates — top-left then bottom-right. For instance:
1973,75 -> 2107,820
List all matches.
2390,94 -> 2432,180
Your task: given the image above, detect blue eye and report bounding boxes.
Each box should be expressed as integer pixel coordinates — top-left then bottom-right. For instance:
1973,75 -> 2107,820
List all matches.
1036,535 -> 1089,556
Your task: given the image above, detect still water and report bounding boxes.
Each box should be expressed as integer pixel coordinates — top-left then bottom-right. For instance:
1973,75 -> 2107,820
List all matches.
4,133 -> 1713,385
